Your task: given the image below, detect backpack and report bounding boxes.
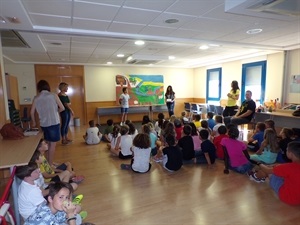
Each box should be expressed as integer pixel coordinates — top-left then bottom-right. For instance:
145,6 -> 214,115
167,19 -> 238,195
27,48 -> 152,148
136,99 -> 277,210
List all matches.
0,123 -> 25,140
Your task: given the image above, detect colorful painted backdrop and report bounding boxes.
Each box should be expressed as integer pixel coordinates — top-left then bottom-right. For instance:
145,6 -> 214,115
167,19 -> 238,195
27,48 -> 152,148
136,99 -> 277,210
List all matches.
116,74 -> 164,105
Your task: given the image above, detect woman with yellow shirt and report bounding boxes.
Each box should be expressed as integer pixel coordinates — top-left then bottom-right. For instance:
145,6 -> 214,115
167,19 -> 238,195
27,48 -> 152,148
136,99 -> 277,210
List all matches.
223,80 -> 240,117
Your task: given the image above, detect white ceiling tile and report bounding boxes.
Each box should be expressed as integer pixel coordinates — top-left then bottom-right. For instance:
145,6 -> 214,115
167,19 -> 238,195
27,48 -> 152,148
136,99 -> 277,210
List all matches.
22,0 -> 72,17
28,14 -> 71,27
107,22 -> 145,34
113,7 -> 161,24
139,25 -> 175,36
123,0 -> 176,11
74,1 -> 121,20
166,0 -> 224,16
72,18 -> 110,31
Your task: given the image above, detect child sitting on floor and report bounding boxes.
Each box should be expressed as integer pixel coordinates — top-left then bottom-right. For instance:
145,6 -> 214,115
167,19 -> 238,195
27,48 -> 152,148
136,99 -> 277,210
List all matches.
207,112 -> 216,130
213,125 -> 228,160
195,129 -> 216,167
178,124 -> 195,163
247,122 -> 266,152
110,125 -> 133,159
120,133 -> 152,173
102,119 -> 114,142
160,134 -> 183,172
107,125 -> 121,150
250,128 -> 280,165
248,141 -> 300,205
37,139 -> 84,184
24,181 -> 87,224
221,126 -> 253,174
277,127 -> 294,163
83,120 -> 103,145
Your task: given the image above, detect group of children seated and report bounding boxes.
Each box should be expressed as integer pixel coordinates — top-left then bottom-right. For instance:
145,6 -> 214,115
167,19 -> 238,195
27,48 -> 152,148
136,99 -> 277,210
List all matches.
15,139 -> 93,225
90,111 -> 300,206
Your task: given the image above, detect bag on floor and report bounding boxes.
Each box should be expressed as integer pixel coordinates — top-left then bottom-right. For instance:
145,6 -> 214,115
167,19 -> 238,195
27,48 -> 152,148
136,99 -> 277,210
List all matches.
0,123 -> 25,140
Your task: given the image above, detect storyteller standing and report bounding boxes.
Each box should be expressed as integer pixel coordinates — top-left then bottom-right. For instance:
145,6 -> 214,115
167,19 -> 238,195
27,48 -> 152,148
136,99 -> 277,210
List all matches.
58,82 -> 74,145
31,80 -> 65,165
119,87 -> 130,126
165,85 -> 175,117
223,80 -> 240,117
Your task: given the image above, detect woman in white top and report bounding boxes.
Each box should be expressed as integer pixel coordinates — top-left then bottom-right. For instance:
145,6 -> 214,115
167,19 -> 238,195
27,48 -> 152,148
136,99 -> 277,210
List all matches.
30,80 -> 65,165
110,125 -> 133,159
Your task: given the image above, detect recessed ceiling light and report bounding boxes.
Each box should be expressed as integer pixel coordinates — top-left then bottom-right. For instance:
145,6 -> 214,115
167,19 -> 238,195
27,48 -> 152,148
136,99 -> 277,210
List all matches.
107,62 -> 113,65
117,54 -> 124,58
246,28 -> 263,34
165,19 -> 179,24
135,40 -> 145,45
168,56 -> 175,60
199,45 -> 209,50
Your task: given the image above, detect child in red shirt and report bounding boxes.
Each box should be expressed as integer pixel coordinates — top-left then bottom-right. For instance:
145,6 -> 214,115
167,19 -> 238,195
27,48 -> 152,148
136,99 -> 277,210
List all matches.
213,125 -> 228,159
250,141 -> 300,205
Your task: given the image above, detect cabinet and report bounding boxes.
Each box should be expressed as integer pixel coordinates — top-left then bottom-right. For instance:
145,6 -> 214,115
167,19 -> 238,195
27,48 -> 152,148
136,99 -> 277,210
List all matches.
5,74 -> 20,110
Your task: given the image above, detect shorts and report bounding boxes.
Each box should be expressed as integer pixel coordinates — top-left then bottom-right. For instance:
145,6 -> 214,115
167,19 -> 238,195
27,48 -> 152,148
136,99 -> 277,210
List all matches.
121,107 -> 129,113
56,163 -> 67,171
119,151 -> 133,159
269,174 -> 284,195
41,124 -> 60,142
50,175 -> 61,182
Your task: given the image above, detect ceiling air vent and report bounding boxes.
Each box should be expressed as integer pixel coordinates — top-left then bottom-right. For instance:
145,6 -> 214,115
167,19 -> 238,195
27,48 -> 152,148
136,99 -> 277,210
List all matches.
125,54 -> 168,65
0,30 -> 30,48
225,0 -> 300,21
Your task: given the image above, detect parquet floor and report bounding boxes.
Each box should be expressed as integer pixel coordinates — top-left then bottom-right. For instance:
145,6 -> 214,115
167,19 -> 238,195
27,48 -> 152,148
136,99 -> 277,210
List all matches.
52,125 -> 300,225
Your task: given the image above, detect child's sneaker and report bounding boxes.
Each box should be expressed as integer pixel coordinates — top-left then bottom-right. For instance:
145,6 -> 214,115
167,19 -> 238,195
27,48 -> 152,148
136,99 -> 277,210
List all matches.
246,170 -> 254,177
79,211 -> 88,220
249,173 -> 265,183
120,164 -> 131,170
72,194 -> 83,205
153,156 -> 163,162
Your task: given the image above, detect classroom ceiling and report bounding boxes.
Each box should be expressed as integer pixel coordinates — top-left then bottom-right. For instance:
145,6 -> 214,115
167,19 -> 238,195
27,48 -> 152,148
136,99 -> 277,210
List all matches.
0,0 -> 299,68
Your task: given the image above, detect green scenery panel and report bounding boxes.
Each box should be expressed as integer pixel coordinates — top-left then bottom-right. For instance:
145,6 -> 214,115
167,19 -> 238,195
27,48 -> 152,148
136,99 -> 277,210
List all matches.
116,74 -> 164,105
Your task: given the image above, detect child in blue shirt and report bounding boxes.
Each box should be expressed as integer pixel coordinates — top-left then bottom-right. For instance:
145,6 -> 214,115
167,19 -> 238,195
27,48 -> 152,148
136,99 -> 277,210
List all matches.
248,122 -> 266,152
207,112 -> 216,130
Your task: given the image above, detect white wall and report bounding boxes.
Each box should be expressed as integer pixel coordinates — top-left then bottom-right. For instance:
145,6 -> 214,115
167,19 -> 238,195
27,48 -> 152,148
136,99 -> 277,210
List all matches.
3,64 -> 36,104
3,50 -> 298,106
84,66 -> 194,102
193,53 -> 288,105
286,49 -> 300,104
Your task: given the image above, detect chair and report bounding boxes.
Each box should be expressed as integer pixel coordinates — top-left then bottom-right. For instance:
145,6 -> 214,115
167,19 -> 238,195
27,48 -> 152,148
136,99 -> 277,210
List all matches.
190,103 -> 202,119
0,167 -> 16,225
21,107 -> 31,130
215,106 -> 224,115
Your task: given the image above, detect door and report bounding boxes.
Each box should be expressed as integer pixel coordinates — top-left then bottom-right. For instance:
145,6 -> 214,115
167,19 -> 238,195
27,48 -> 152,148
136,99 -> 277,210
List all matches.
36,76 -> 85,126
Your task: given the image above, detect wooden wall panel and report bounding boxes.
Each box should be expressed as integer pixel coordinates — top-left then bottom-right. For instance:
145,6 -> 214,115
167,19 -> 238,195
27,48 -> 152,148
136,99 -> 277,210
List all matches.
86,98 -> 202,125
0,64 -> 6,128
34,65 -> 86,125
35,65 -> 84,77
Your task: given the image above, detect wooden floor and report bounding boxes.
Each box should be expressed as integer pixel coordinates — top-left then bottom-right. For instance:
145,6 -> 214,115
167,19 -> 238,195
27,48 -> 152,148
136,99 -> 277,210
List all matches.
53,125 -> 300,225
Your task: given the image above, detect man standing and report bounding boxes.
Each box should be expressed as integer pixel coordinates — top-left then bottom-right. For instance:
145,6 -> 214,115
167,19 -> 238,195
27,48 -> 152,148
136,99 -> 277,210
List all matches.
224,90 -> 256,126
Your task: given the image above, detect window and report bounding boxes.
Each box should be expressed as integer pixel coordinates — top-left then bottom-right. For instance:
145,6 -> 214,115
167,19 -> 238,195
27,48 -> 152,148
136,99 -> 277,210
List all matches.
241,61 -> 266,105
206,68 -> 221,104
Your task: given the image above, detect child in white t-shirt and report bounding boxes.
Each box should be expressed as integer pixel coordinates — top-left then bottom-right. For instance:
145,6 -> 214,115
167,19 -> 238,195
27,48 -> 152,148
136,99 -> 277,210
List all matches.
83,120 -> 103,145
121,133 -> 152,173
110,125 -> 133,159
